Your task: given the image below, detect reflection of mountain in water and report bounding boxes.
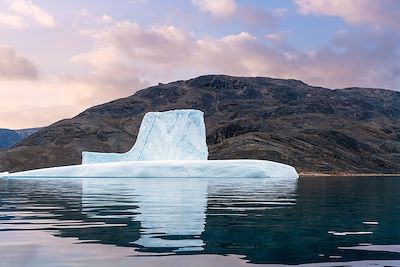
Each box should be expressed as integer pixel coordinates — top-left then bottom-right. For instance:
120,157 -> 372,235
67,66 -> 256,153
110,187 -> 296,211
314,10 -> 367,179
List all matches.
1,177 -> 400,264
202,177 -> 400,264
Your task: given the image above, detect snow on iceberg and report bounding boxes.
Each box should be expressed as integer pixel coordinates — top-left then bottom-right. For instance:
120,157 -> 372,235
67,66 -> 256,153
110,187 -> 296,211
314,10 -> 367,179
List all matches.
2,109 -> 299,178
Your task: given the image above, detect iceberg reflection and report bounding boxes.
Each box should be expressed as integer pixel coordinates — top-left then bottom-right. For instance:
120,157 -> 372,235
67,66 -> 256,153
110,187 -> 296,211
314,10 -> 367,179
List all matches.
80,177 -> 297,252
82,178 -> 208,251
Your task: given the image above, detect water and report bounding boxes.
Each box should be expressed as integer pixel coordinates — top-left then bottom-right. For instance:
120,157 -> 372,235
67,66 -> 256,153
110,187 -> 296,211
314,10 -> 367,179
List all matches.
0,176 -> 400,267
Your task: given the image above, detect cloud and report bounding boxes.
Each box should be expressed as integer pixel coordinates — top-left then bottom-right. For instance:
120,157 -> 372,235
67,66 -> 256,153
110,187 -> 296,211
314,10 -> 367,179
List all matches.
71,21 -> 194,83
71,21 -> 400,91
128,0 -> 147,5
3,16 -> 400,128
101,14 -> 113,23
0,12 -> 25,29
76,7 -> 90,18
192,0 -> 236,18
191,2 -> 284,29
265,33 -> 284,43
0,46 -> 39,80
0,104 -> 76,129
0,77 -> 78,128
0,69 -> 146,128
294,0 -> 400,31
10,0 -> 56,28
273,8 -> 288,18
239,7 -> 282,28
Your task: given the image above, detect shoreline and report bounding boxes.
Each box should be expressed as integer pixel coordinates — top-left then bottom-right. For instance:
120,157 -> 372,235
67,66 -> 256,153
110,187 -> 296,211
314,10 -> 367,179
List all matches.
299,172 -> 400,177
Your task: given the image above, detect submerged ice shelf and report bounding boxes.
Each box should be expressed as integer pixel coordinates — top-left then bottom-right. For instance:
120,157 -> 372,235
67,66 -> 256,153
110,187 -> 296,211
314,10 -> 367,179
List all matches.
1,109 -> 298,178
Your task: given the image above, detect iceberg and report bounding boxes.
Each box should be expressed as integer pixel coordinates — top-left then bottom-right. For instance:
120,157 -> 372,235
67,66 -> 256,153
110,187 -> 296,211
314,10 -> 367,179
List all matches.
82,109 -> 208,163
1,109 -> 298,178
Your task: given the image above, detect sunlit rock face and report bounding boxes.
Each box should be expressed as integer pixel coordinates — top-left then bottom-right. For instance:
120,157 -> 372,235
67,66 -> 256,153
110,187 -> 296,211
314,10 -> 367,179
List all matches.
82,109 -> 208,163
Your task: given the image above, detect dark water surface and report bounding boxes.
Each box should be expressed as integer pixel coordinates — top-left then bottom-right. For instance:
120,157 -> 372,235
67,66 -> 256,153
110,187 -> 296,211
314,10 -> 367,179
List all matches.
1,176 -> 400,267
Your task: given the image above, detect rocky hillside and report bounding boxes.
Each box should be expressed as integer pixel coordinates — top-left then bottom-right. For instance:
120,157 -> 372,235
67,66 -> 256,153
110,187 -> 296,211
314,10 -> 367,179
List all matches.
1,75 -> 399,174
0,128 -> 40,149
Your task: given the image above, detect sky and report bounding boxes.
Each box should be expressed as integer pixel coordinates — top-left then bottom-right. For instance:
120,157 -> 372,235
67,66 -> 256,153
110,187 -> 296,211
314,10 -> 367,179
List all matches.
0,0 -> 399,129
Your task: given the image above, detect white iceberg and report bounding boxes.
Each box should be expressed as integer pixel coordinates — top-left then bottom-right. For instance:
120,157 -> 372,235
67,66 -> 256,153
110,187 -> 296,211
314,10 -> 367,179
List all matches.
1,109 -> 298,178
82,109 -> 208,163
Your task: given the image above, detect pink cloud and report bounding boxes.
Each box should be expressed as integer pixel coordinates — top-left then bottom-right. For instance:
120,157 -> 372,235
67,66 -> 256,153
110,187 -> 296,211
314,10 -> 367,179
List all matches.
0,46 -> 38,80
71,21 -> 400,90
2,16 -> 400,128
240,6 -> 285,28
10,0 -> 56,28
265,33 -> 284,43
192,0 -> 236,18
294,0 -> 400,31
0,12 -> 25,29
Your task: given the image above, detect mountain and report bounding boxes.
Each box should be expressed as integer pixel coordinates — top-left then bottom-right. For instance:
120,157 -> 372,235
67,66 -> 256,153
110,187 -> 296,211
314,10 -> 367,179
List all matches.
14,128 -> 41,140
0,129 -> 20,149
0,128 -> 40,149
0,75 -> 399,174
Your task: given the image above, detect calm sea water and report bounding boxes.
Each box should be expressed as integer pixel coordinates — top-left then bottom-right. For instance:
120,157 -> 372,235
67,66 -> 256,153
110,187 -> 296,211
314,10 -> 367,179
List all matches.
0,176 -> 400,267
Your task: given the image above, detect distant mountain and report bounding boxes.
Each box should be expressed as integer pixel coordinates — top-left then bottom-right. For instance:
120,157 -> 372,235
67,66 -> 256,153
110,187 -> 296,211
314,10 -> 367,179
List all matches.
0,75 -> 399,174
0,128 -> 41,149
15,128 -> 41,140
0,129 -> 20,149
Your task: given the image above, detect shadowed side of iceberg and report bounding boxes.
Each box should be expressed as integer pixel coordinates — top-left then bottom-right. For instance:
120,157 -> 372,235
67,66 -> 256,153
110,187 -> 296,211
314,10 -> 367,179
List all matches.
4,160 -> 298,178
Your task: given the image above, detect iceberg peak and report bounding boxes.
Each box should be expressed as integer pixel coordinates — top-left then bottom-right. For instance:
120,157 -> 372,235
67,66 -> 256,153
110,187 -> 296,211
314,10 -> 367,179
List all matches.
82,109 -> 208,164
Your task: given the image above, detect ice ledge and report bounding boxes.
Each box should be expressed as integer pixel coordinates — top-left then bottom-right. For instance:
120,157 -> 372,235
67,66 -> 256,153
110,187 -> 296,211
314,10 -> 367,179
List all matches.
4,160 -> 299,178
0,172 -> 9,178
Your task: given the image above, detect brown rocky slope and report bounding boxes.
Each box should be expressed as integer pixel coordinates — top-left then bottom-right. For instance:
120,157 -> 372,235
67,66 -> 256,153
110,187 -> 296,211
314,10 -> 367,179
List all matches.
1,75 -> 399,174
